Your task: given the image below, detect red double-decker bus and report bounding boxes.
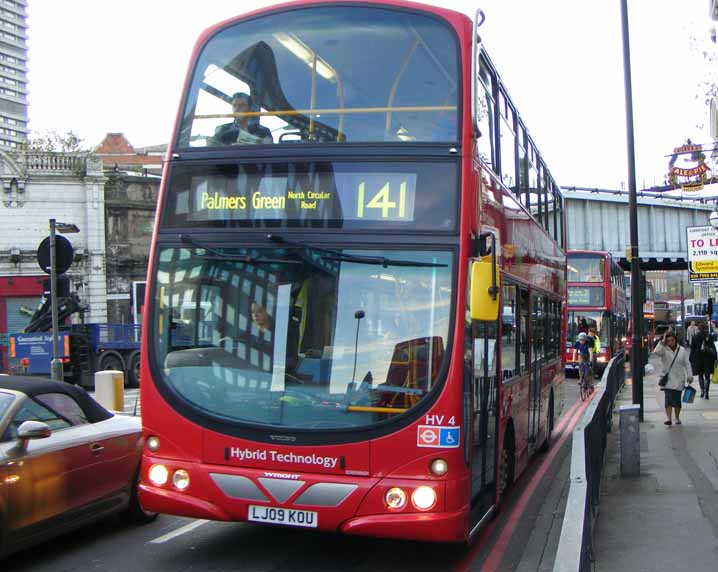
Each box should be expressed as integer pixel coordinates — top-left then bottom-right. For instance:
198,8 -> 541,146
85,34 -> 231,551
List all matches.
139,0 -> 566,543
565,250 -> 627,376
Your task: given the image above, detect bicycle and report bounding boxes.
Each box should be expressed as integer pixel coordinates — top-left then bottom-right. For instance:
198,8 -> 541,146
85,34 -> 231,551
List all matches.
578,361 -> 594,401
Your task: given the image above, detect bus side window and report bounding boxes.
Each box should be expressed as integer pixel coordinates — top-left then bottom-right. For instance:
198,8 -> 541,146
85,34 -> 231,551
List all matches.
501,283 -> 517,380
519,287 -> 530,373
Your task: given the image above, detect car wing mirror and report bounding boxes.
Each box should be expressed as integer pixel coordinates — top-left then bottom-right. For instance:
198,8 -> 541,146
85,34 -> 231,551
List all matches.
16,420 -> 52,449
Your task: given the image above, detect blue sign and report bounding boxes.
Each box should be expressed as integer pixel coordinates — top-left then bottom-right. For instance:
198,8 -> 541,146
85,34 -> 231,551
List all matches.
439,427 -> 460,448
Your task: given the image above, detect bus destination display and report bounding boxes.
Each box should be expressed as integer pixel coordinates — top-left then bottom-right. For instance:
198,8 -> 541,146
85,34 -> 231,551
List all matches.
163,160 -> 457,230
193,171 -> 416,222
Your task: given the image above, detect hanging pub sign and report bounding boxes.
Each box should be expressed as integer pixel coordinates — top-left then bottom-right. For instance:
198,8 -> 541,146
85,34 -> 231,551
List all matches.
687,226 -> 718,282
667,140 -> 711,192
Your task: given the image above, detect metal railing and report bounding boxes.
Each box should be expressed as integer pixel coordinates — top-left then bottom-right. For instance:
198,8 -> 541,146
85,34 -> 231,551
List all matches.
553,352 -> 625,572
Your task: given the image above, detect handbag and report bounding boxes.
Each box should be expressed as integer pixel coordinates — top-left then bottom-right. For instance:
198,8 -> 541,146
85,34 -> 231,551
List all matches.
683,385 -> 696,404
659,347 -> 680,387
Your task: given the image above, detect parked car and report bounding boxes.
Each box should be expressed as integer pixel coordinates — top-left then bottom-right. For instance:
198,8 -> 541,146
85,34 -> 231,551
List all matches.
0,376 -> 156,557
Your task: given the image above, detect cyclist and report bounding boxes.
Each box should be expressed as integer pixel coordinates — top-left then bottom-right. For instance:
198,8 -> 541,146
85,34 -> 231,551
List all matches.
573,332 -> 594,394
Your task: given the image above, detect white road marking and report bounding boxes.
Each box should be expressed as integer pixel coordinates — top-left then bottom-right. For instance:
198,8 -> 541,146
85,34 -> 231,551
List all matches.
149,519 -> 209,544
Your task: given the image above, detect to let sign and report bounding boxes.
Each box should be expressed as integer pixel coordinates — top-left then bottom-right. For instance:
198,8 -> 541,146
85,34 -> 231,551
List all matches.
687,226 -> 718,282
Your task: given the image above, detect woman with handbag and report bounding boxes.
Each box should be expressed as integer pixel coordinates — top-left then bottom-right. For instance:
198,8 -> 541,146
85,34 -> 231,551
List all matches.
653,332 -> 692,426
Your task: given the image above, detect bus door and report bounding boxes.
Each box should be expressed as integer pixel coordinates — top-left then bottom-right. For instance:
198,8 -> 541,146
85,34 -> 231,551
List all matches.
528,293 -> 545,446
467,318 -> 499,518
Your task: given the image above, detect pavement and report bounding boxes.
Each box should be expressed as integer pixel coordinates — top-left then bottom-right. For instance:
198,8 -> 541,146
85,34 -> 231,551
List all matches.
593,364 -> 718,571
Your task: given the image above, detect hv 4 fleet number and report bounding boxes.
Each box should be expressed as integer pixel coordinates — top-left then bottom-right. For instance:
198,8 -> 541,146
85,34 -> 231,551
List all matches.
248,505 -> 318,528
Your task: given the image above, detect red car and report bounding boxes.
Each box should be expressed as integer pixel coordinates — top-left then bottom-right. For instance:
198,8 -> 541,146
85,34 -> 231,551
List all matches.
0,376 -> 156,557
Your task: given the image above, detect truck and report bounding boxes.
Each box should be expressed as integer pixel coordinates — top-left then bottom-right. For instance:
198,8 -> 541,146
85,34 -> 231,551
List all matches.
7,293 -> 142,388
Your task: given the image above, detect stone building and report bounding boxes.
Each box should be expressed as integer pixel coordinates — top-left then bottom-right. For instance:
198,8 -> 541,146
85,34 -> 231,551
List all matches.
0,142 -> 161,370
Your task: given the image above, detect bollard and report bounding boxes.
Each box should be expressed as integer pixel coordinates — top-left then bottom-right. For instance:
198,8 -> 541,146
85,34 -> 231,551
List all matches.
94,370 -> 124,412
619,404 -> 641,476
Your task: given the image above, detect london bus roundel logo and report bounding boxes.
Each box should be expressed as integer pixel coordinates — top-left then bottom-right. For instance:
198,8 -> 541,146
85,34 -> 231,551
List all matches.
420,428 -> 438,445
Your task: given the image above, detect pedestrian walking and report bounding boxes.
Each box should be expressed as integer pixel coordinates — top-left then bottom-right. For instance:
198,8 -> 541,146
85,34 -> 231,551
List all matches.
689,322 -> 717,399
686,320 -> 699,345
653,332 -> 692,426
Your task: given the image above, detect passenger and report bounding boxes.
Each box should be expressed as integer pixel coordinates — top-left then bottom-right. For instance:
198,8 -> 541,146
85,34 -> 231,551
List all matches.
213,92 -> 272,145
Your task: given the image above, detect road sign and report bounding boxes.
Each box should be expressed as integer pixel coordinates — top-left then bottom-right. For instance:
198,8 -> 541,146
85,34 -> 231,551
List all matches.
687,226 -> 718,282
36,235 -> 74,275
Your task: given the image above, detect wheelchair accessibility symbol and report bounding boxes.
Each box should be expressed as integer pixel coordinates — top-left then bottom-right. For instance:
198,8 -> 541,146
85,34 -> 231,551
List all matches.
417,425 -> 460,448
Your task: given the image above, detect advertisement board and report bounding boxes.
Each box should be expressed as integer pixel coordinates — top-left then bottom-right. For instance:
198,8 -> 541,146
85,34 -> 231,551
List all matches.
687,226 -> 718,282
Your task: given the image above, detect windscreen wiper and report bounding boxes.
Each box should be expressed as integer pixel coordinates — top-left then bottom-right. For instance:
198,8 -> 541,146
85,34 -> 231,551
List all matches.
179,234 -> 300,264
266,234 -> 447,268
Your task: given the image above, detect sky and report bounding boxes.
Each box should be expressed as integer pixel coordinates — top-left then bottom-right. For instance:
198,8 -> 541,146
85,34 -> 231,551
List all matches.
26,0 -> 717,191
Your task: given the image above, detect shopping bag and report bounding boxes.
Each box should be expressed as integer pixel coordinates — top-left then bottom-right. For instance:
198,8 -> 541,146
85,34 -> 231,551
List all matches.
683,385 -> 696,404
713,362 -> 718,384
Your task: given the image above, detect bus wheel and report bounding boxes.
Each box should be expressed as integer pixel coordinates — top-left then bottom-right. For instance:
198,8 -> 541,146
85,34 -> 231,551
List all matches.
127,351 -> 141,388
499,431 -> 515,501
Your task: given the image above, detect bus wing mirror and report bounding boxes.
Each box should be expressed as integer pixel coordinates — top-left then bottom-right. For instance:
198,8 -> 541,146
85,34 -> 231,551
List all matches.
470,259 -> 500,321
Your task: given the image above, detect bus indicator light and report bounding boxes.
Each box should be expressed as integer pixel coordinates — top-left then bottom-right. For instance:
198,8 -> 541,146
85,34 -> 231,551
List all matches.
430,459 -> 448,476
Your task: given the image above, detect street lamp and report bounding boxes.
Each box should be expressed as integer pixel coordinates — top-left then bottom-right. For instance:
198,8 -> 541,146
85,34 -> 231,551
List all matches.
49,219 -> 79,381
620,0 -> 644,420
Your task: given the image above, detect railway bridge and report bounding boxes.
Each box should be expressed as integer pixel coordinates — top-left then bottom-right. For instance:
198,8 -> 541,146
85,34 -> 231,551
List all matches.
563,187 -> 714,270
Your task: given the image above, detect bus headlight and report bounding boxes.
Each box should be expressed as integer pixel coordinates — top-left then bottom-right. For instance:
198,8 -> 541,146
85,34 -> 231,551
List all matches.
597,356 -> 607,363
172,469 -> 190,491
385,487 -> 407,509
411,486 -> 437,510
430,458 -> 448,476
149,464 -> 169,486
146,435 -> 160,452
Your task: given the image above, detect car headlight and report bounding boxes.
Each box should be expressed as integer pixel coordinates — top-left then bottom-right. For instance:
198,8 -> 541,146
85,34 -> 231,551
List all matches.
597,356 -> 607,362
385,487 -> 407,509
411,486 -> 437,510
